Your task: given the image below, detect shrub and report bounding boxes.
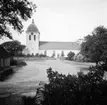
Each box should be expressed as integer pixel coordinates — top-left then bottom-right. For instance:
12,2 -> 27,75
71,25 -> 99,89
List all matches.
35,66 -> 107,105
74,52 -> 87,62
10,59 -> 18,66
66,51 -> 75,60
0,68 -> 14,81
22,96 -> 36,105
18,61 -> 27,66
10,59 -> 27,66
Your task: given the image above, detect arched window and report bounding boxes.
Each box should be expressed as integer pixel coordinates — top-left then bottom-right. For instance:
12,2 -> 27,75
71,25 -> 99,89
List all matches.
34,35 -> 36,40
29,35 -> 31,40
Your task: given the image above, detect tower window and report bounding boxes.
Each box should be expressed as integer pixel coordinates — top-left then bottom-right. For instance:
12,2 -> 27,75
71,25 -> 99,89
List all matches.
31,32 -> 33,35
29,35 -> 31,40
34,35 -> 36,40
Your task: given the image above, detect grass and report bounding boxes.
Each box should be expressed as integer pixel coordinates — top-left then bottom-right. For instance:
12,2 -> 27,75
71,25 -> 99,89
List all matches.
62,60 -> 95,73
14,57 -> 56,61
0,82 -> 44,105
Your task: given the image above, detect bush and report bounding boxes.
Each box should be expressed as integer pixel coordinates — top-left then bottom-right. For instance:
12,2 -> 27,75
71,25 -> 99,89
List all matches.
18,61 -> 27,66
74,52 -> 87,62
0,68 -> 14,81
22,96 -> 36,105
35,66 -> 107,105
10,59 -> 27,66
10,59 -> 18,66
67,51 -> 75,60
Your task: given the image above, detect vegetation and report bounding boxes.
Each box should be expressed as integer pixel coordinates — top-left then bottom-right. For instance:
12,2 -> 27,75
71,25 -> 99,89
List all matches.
61,51 -> 65,57
0,68 -> 14,81
1,40 -> 26,56
10,59 -> 27,66
0,0 -> 36,39
51,51 -> 56,58
81,26 -> 107,65
74,52 -> 87,62
25,53 -> 47,57
33,25 -> 107,105
33,66 -> 107,105
44,51 -> 47,57
66,51 -> 75,60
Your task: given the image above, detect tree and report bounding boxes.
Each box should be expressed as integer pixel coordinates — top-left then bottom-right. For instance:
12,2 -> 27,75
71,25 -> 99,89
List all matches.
51,51 -> 55,58
1,40 -> 25,56
81,25 -> 107,65
74,52 -> 86,62
0,0 -> 36,39
67,51 -> 75,60
61,51 -> 64,57
44,50 -> 47,57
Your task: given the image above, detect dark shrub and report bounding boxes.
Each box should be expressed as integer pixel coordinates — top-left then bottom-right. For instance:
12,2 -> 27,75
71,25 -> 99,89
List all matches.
22,96 -> 36,105
35,66 -> 107,105
18,61 -> 27,66
10,59 -> 18,66
67,51 -> 75,60
10,59 -> 27,66
0,68 -> 14,81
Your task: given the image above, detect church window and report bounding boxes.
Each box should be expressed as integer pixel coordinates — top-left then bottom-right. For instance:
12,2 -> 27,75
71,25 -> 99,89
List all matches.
29,35 -> 31,40
31,32 -> 33,35
34,35 -> 36,40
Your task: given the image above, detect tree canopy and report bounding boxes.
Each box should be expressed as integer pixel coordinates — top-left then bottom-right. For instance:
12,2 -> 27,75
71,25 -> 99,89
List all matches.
0,0 -> 36,39
81,26 -> 107,65
67,51 -> 75,60
61,51 -> 64,57
1,40 -> 26,55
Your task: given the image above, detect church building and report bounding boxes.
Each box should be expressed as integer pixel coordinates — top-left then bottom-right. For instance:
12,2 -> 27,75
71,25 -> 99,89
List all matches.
23,19 -> 80,58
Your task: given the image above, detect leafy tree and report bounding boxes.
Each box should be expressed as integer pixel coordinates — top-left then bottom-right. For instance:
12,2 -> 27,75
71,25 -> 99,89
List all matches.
61,51 -> 64,57
1,40 -> 25,56
44,50 -> 47,57
74,52 -> 87,62
0,0 -> 36,39
67,51 -> 75,60
81,26 -> 107,65
51,51 -> 55,58
35,53 -> 39,57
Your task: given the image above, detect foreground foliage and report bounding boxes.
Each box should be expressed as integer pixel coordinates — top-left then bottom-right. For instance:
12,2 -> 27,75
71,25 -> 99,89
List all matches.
35,65 -> 107,105
0,0 -> 36,39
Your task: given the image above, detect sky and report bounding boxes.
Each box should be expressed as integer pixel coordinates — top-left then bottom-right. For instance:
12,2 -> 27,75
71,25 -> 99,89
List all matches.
1,0 -> 107,45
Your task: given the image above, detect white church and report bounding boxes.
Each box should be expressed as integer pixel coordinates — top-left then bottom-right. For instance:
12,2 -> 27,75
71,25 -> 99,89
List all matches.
23,19 -> 80,58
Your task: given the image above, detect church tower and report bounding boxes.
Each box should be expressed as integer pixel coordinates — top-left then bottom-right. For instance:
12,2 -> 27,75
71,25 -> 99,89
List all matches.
26,19 -> 40,55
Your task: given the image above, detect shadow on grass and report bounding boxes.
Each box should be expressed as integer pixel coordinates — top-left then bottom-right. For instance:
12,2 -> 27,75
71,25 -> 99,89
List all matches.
0,94 -> 37,105
0,94 -> 24,105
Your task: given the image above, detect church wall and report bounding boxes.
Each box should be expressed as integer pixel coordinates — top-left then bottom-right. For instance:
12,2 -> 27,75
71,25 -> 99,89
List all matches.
39,50 -> 80,58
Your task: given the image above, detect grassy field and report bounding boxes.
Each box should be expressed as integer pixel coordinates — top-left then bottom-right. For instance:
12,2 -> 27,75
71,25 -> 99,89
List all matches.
0,59 -> 96,105
62,60 -> 95,73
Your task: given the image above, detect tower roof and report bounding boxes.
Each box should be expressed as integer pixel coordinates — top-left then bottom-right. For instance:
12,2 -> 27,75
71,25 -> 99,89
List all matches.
26,19 -> 40,33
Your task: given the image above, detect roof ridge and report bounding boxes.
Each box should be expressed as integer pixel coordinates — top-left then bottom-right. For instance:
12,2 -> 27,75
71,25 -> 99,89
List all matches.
40,41 -> 78,43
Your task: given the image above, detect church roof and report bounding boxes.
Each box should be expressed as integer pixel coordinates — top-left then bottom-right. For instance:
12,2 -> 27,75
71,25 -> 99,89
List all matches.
26,19 -> 40,33
39,41 -> 80,50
